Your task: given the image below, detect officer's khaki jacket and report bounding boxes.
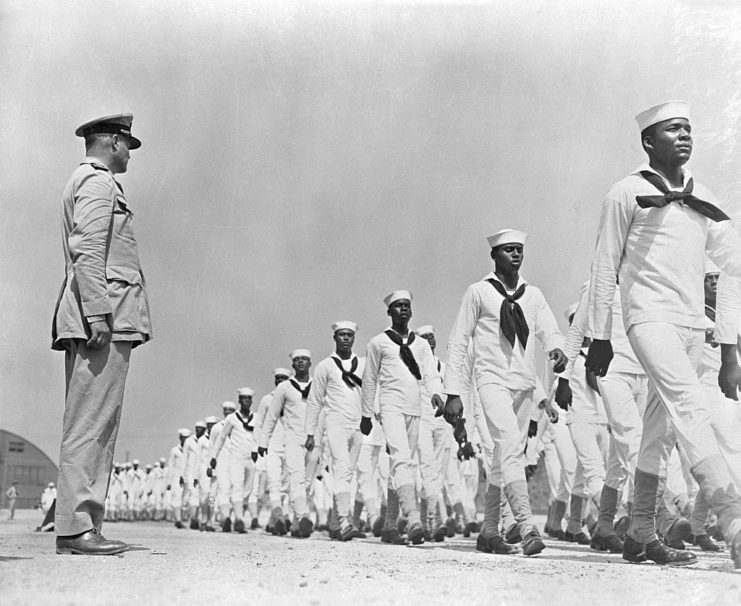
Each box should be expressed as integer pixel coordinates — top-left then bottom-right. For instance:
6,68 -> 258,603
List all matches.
52,158 -> 152,350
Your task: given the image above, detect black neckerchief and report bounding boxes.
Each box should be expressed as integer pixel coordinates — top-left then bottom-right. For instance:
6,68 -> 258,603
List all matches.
235,411 -> 254,432
636,170 -> 729,222
486,278 -> 529,349
384,330 -> 422,380
332,355 -> 362,389
289,378 -> 312,400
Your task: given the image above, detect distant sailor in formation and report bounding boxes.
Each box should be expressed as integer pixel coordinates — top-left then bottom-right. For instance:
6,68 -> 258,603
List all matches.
305,321 -> 365,541
67,103 -> 741,572
361,291 -> 444,545
444,229 -> 566,556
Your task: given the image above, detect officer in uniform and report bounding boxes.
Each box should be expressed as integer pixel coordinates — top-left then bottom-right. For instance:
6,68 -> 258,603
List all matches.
52,114 -> 151,556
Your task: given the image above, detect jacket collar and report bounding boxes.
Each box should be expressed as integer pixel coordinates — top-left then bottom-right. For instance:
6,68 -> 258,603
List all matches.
81,156 -> 112,172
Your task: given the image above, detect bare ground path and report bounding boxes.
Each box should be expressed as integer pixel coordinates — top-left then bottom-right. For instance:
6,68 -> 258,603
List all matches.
1,510 -> 739,606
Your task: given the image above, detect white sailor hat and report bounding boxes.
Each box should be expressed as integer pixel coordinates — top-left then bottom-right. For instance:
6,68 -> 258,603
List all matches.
195,420 -> 207,429
124,461 -> 132,467
48,482 -> 55,487
273,367 -> 291,377
705,258 -> 720,275
132,459 -> 140,465
114,462 -> 122,468
145,464 -> 152,470
290,349 -> 312,360
159,457 -> 166,464
414,325 -> 435,336
178,427 -> 192,438
635,101 -> 690,132
564,302 -> 579,321
332,320 -> 358,333
383,290 -> 413,307
75,113 -> 142,149
221,401 -> 237,411
237,387 -> 255,397
204,415 -> 219,425
486,229 -> 528,249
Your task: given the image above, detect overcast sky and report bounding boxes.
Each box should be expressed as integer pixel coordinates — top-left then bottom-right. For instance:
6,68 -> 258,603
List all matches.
2,0 -> 741,465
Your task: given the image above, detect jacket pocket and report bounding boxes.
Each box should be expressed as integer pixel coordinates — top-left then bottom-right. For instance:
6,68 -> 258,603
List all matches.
106,265 -> 142,285
106,265 -> 147,332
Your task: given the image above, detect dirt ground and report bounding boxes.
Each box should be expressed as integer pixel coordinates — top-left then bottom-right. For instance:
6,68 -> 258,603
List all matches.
1,509 -> 739,606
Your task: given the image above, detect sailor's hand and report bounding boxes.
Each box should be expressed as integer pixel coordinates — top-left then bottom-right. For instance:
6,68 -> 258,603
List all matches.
457,441 -> 475,461
544,399 -> 559,423
444,395 -> 463,426
585,339 -> 613,377
360,416 -> 373,436
549,348 -> 568,373
453,418 -> 467,445
431,394 -> 445,417
554,378 -> 572,411
719,345 -> 741,401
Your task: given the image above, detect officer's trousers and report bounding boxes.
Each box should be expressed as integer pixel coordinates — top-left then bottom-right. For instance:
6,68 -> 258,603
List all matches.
56,339 -> 131,536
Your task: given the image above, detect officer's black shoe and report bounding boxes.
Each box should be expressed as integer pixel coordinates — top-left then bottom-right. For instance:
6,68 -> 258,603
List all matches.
56,529 -> 128,556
